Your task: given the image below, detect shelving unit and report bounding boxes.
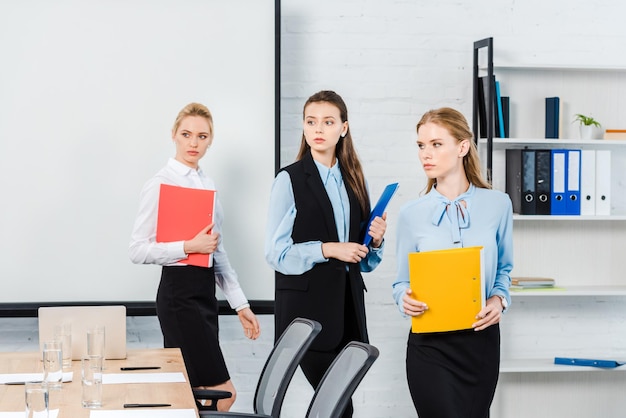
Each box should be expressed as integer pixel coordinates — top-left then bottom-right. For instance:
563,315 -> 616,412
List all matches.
501,358 -> 626,374
509,285 -> 626,297
473,38 -> 626,417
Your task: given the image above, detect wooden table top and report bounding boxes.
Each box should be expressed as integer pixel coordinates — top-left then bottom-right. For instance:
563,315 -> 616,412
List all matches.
0,348 -> 199,417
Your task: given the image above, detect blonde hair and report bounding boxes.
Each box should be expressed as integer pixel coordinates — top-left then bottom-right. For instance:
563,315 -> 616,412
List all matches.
416,107 -> 491,193
296,90 -> 370,219
172,102 -> 214,138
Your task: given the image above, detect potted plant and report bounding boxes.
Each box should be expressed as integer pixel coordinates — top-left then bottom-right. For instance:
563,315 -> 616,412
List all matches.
573,114 -> 601,139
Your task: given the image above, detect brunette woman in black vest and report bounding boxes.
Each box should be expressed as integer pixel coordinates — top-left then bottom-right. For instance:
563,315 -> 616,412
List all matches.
265,90 -> 387,417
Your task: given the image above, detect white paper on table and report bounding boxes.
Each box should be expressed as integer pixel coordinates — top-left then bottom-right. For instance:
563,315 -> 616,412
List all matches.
0,410 -> 59,418
0,372 -> 73,384
90,409 -> 197,418
102,372 -> 186,384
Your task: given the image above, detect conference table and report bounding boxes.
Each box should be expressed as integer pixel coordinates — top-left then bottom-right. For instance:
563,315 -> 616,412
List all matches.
0,348 -> 200,417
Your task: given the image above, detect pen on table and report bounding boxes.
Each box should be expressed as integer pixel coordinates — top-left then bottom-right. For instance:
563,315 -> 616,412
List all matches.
124,403 -> 172,408
5,381 -> 42,385
120,366 -> 161,371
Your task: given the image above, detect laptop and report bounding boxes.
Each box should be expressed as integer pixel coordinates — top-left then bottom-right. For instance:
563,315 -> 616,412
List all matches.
38,305 -> 127,360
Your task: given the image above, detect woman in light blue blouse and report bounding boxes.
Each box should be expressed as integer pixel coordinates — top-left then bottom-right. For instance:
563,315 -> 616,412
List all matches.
392,107 -> 513,418
265,90 -> 387,418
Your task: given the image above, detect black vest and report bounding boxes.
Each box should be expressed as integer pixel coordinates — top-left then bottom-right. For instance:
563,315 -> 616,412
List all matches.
274,151 -> 369,351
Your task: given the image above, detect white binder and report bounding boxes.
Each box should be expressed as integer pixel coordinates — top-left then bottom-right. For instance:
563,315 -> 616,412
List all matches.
595,150 -> 611,216
580,150 -> 596,216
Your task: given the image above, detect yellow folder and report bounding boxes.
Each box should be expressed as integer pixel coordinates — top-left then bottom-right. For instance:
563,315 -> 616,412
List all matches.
408,246 -> 485,333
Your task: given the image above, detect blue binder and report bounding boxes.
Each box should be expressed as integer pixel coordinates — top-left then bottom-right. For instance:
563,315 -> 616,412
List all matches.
551,149 -> 568,215
495,81 -> 505,139
565,150 -> 581,215
554,357 -> 624,368
362,183 -> 399,246
545,97 -> 560,139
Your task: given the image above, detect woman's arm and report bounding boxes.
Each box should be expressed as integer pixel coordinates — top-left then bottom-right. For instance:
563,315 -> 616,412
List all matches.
128,178 -> 187,265
491,196 -> 514,306
359,214 -> 386,272
392,209 -> 415,314
264,171 -> 328,275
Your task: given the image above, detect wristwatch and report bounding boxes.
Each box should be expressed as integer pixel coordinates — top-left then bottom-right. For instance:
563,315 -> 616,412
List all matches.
498,295 -> 508,311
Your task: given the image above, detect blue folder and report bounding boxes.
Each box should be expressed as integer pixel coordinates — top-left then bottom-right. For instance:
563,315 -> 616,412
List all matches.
565,149 -> 581,215
551,149 -> 568,215
362,183 -> 399,246
554,357 -> 624,368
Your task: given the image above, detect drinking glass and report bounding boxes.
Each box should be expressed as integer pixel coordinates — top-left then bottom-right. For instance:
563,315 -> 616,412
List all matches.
25,381 -> 49,418
87,325 -> 106,366
42,340 -> 63,389
53,323 -> 72,370
81,354 -> 103,408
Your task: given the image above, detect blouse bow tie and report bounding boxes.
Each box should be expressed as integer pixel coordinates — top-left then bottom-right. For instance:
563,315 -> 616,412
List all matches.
432,199 -> 470,244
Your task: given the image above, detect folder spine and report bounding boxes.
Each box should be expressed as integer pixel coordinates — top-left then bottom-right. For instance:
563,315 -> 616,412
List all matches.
501,96 -> 510,138
595,150 -> 612,216
495,81 -> 505,139
565,150 -> 581,215
535,150 -> 552,215
551,149 -> 568,215
505,149 -> 522,214
521,150 -> 536,215
580,150 -> 596,216
545,97 -> 560,139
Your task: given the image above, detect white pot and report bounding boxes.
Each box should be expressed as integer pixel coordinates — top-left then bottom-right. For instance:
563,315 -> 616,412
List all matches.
579,124 -> 595,140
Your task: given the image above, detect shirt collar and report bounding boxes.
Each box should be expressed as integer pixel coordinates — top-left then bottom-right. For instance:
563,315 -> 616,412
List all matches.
167,157 -> 204,177
314,159 -> 342,186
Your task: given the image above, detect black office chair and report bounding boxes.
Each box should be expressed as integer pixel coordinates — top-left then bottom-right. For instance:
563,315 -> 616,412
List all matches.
205,341 -> 380,418
195,317 -> 322,417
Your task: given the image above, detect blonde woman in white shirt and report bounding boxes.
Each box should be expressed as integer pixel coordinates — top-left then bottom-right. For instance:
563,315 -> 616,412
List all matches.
129,102 -> 260,411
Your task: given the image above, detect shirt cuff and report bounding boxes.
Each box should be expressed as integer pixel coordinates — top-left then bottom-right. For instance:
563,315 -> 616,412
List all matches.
169,241 -> 187,261
235,303 -> 250,312
369,238 -> 385,251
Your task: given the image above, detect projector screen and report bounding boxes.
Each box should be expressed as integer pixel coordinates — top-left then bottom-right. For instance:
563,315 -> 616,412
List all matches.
0,0 -> 277,307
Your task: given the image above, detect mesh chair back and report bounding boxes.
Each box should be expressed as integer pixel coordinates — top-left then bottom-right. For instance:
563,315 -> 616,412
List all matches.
254,317 -> 322,417
306,342 -> 379,418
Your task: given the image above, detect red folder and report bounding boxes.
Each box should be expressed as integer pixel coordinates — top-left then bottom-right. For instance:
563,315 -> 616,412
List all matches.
156,184 -> 216,267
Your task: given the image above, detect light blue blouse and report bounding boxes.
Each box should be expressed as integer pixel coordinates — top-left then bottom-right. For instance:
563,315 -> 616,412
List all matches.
265,160 -> 383,276
392,183 -> 513,314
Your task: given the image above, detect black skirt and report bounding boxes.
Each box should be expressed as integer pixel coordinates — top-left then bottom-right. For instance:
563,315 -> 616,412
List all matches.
156,265 -> 229,387
406,325 -> 500,418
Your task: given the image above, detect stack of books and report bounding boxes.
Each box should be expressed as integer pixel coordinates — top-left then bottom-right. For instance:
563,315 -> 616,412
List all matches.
603,129 -> 626,140
510,277 -> 555,290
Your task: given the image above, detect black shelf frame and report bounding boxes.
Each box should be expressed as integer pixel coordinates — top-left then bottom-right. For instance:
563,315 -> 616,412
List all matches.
472,37 -> 494,184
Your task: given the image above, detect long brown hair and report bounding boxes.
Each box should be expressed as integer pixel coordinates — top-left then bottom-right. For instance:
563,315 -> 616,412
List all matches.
296,90 -> 370,219
416,107 -> 491,193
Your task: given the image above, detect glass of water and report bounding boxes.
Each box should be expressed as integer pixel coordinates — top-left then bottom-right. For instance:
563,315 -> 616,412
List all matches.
42,340 -> 63,389
53,323 -> 72,370
25,381 -> 49,418
81,354 -> 103,408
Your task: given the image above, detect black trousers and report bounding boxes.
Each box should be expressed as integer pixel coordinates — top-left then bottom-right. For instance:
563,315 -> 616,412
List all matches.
406,324 -> 500,418
299,276 -> 362,418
